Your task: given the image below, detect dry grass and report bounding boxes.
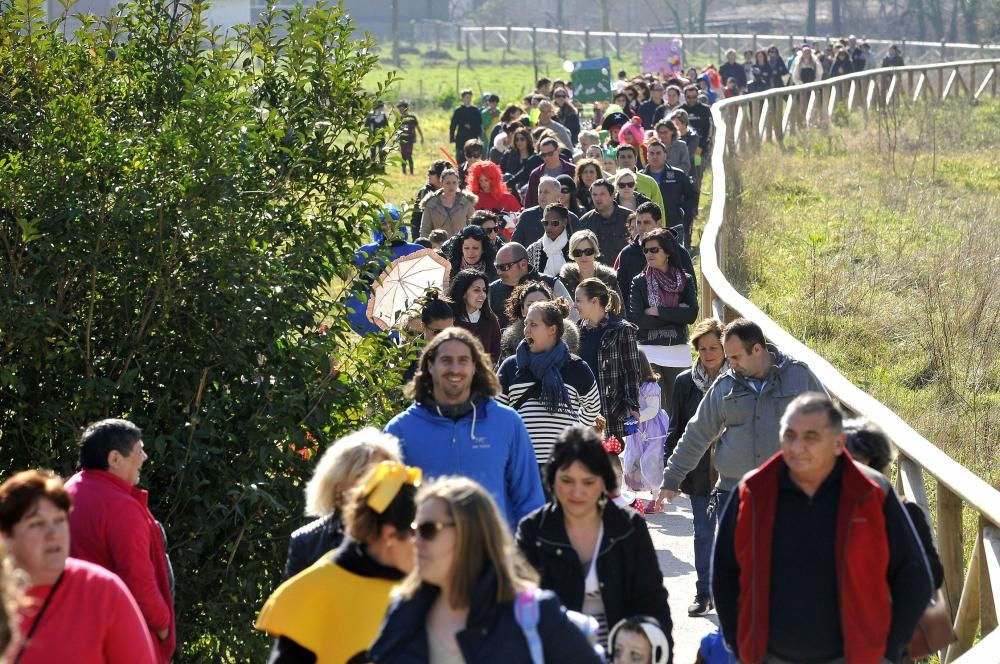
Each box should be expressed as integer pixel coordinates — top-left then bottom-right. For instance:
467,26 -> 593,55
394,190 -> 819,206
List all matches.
731,98 -> 1000,490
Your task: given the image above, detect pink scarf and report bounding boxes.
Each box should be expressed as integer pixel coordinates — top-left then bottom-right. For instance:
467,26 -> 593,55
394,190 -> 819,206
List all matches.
644,265 -> 686,308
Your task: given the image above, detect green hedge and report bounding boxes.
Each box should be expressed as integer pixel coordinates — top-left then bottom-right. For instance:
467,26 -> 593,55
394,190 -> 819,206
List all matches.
0,0 -> 411,658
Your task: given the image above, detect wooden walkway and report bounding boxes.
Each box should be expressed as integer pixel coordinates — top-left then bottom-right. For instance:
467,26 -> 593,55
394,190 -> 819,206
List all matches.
644,494 -> 720,663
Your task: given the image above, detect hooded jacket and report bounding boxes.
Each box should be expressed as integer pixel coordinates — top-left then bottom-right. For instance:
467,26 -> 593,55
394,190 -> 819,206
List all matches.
385,398 -> 544,527
369,567 -> 603,664
419,189 -> 478,238
660,346 -> 826,492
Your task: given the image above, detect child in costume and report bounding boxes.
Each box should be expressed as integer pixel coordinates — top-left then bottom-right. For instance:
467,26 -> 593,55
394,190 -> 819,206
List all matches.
608,616 -> 671,664
622,351 -> 669,513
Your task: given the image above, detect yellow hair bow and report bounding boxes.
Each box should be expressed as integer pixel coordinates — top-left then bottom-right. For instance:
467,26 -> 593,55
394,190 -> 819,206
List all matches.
362,461 -> 422,513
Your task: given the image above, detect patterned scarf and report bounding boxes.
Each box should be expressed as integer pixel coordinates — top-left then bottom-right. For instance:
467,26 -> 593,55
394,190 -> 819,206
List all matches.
644,265 -> 687,308
461,258 -> 486,272
691,358 -> 730,393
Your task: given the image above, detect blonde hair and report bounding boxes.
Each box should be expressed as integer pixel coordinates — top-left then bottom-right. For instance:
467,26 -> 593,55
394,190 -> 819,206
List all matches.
689,318 -> 724,350
304,428 -> 401,516
397,477 -> 538,608
568,229 -> 601,259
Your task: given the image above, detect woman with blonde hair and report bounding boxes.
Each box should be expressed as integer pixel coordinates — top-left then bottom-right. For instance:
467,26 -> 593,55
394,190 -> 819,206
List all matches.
283,428 -> 401,579
370,477 -> 602,663
258,460 -> 420,662
559,230 -> 621,299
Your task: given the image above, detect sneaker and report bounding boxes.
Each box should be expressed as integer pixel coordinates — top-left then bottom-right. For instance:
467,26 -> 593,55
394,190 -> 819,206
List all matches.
688,594 -> 714,617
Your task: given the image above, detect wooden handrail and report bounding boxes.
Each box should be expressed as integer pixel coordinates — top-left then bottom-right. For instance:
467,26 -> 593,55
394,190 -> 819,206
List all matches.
702,59 -> 1000,662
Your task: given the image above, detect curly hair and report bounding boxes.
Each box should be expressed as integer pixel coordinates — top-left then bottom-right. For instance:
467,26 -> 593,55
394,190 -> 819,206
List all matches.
404,327 -> 501,402
448,226 -> 496,276
447,269 -> 498,323
467,161 -> 510,197
504,280 -> 553,324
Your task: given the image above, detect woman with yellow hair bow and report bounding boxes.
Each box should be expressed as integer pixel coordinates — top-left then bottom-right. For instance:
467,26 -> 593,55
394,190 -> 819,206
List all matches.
256,458 -> 421,663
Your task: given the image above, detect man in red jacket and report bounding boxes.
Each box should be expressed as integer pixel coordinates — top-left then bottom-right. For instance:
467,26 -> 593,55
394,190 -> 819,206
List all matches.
712,393 -> 932,664
65,419 -> 175,663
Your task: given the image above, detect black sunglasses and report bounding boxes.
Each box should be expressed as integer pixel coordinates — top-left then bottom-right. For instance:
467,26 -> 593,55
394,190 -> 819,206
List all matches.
495,258 -> 524,272
412,520 -> 455,541
540,150 -> 557,158
643,246 -> 662,254
572,247 -> 596,258
481,225 -> 498,234
618,181 -> 636,188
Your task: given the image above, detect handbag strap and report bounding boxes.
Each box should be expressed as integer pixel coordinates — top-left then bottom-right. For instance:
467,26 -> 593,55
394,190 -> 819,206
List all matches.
13,571 -> 65,664
513,589 -> 545,664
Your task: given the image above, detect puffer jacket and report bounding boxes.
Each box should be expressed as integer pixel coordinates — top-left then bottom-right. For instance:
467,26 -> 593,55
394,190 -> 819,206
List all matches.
661,345 -> 826,492
419,189 -> 477,237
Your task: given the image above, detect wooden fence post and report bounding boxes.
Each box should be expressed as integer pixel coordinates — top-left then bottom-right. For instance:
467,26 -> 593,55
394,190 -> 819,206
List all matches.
506,25 -> 513,53
435,21 -> 441,52
717,33 -> 723,63
584,30 -> 590,59
615,31 -> 621,57
938,484 -> 965,620
680,33 -> 686,67
752,33 -> 758,53
456,24 -> 462,51
482,25 -> 488,51
465,33 -> 472,67
557,28 -> 563,58
532,27 -> 539,86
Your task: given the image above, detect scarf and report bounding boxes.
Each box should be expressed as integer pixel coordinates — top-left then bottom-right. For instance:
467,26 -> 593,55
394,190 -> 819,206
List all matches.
461,258 -> 486,272
644,265 -> 687,308
540,232 -> 568,276
691,358 -> 730,393
515,339 -> 572,413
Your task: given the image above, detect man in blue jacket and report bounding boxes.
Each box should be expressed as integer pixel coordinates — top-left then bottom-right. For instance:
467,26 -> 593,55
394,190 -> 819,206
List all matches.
386,327 -> 545,527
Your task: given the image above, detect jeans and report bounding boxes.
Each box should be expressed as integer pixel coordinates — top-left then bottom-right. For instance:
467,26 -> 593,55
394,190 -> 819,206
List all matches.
690,494 -> 714,596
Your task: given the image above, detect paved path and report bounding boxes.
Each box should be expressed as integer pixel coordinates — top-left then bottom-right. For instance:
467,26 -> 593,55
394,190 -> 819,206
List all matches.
642,493 -> 720,663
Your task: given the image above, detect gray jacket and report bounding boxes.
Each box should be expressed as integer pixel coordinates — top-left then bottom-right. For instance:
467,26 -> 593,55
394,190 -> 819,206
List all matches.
660,346 -> 826,492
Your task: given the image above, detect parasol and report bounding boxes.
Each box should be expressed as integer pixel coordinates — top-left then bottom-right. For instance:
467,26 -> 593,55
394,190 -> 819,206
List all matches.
365,249 -> 451,330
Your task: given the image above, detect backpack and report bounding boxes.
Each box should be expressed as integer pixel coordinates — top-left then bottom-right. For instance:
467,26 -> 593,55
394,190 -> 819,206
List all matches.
513,588 -> 603,664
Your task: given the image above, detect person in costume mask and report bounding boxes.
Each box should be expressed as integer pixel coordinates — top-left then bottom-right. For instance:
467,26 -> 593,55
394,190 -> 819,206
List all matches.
256,459 -> 420,663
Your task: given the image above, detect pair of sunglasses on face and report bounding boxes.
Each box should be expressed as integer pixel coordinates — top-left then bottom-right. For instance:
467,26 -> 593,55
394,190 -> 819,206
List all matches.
572,247 -> 596,258
411,520 -> 454,541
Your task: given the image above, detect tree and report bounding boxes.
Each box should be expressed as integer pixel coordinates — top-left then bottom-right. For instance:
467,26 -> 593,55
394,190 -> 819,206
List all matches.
0,0 -> 410,657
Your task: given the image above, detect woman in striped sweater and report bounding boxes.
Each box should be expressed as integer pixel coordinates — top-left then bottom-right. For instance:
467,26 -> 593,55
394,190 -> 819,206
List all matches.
497,299 -> 602,470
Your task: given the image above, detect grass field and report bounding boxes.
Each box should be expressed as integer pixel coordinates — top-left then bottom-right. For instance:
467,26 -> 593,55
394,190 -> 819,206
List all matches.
730,99 -> 1000,500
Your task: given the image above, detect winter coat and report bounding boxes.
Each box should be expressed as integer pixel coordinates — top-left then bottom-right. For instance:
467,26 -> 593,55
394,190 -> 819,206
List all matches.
663,369 -> 714,497
500,149 -> 532,177
385,398 -> 544,527
369,567 -> 603,664
714,454 -> 933,664
526,233 -> 571,276
455,315 -> 502,365
791,54 -> 824,85
409,183 -> 437,239
283,511 -> 344,580
766,57 -> 789,86
524,159 -> 577,208
577,314 -> 643,440
516,502 -> 674,661
499,318 -> 579,366
661,345 -> 826,492
626,270 -> 699,346
419,189 -> 478,237
64,470 -> 175,663
613,189 -> 652,213
614,235 -> 696,308
666,139 -> 692,175
719,61 -> 747,90
556,105 -> 582,146
828,57 -> 854,78
558,262 -> 621,301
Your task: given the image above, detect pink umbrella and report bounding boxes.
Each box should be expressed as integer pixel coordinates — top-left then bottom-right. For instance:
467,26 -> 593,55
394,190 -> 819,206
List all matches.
365,249 -> 451,330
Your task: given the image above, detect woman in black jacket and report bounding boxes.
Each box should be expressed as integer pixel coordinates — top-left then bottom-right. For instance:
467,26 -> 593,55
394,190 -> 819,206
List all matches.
283,428 -> 400,579
516,426 -> 673,660
663,318 -> 728,618
370,476 -> 602,664
627,228 -> 698,350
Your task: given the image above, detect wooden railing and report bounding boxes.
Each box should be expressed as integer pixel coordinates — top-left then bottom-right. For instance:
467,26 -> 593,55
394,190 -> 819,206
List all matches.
701,60 -> 1000,663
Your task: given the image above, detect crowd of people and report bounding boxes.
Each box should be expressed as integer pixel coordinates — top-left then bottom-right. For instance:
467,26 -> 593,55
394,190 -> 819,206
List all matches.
0,42 -> 943,664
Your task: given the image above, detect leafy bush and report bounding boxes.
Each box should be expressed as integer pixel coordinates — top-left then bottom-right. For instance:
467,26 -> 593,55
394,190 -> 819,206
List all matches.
0,0 -> 410,658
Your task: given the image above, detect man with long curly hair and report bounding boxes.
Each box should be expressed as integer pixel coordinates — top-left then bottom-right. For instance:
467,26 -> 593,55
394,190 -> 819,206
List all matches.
385,327 -> 544,527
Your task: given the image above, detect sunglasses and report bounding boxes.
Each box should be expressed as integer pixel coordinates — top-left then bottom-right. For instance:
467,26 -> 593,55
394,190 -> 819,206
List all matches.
481,225 -> 498,234
572,247 -> 596,258
540,150 -> 557,158
412,520 -> 455,541
643,246 -> 662,254
618,181 -> 636,188
554,93 -> 568,99
495,258 -> 523,272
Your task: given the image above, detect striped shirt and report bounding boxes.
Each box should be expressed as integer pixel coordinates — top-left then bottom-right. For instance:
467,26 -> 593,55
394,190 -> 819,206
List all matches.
496,355 -> 602,465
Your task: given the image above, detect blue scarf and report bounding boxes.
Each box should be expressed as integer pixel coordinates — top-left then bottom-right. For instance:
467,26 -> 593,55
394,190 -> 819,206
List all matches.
515,339 -> 573,413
